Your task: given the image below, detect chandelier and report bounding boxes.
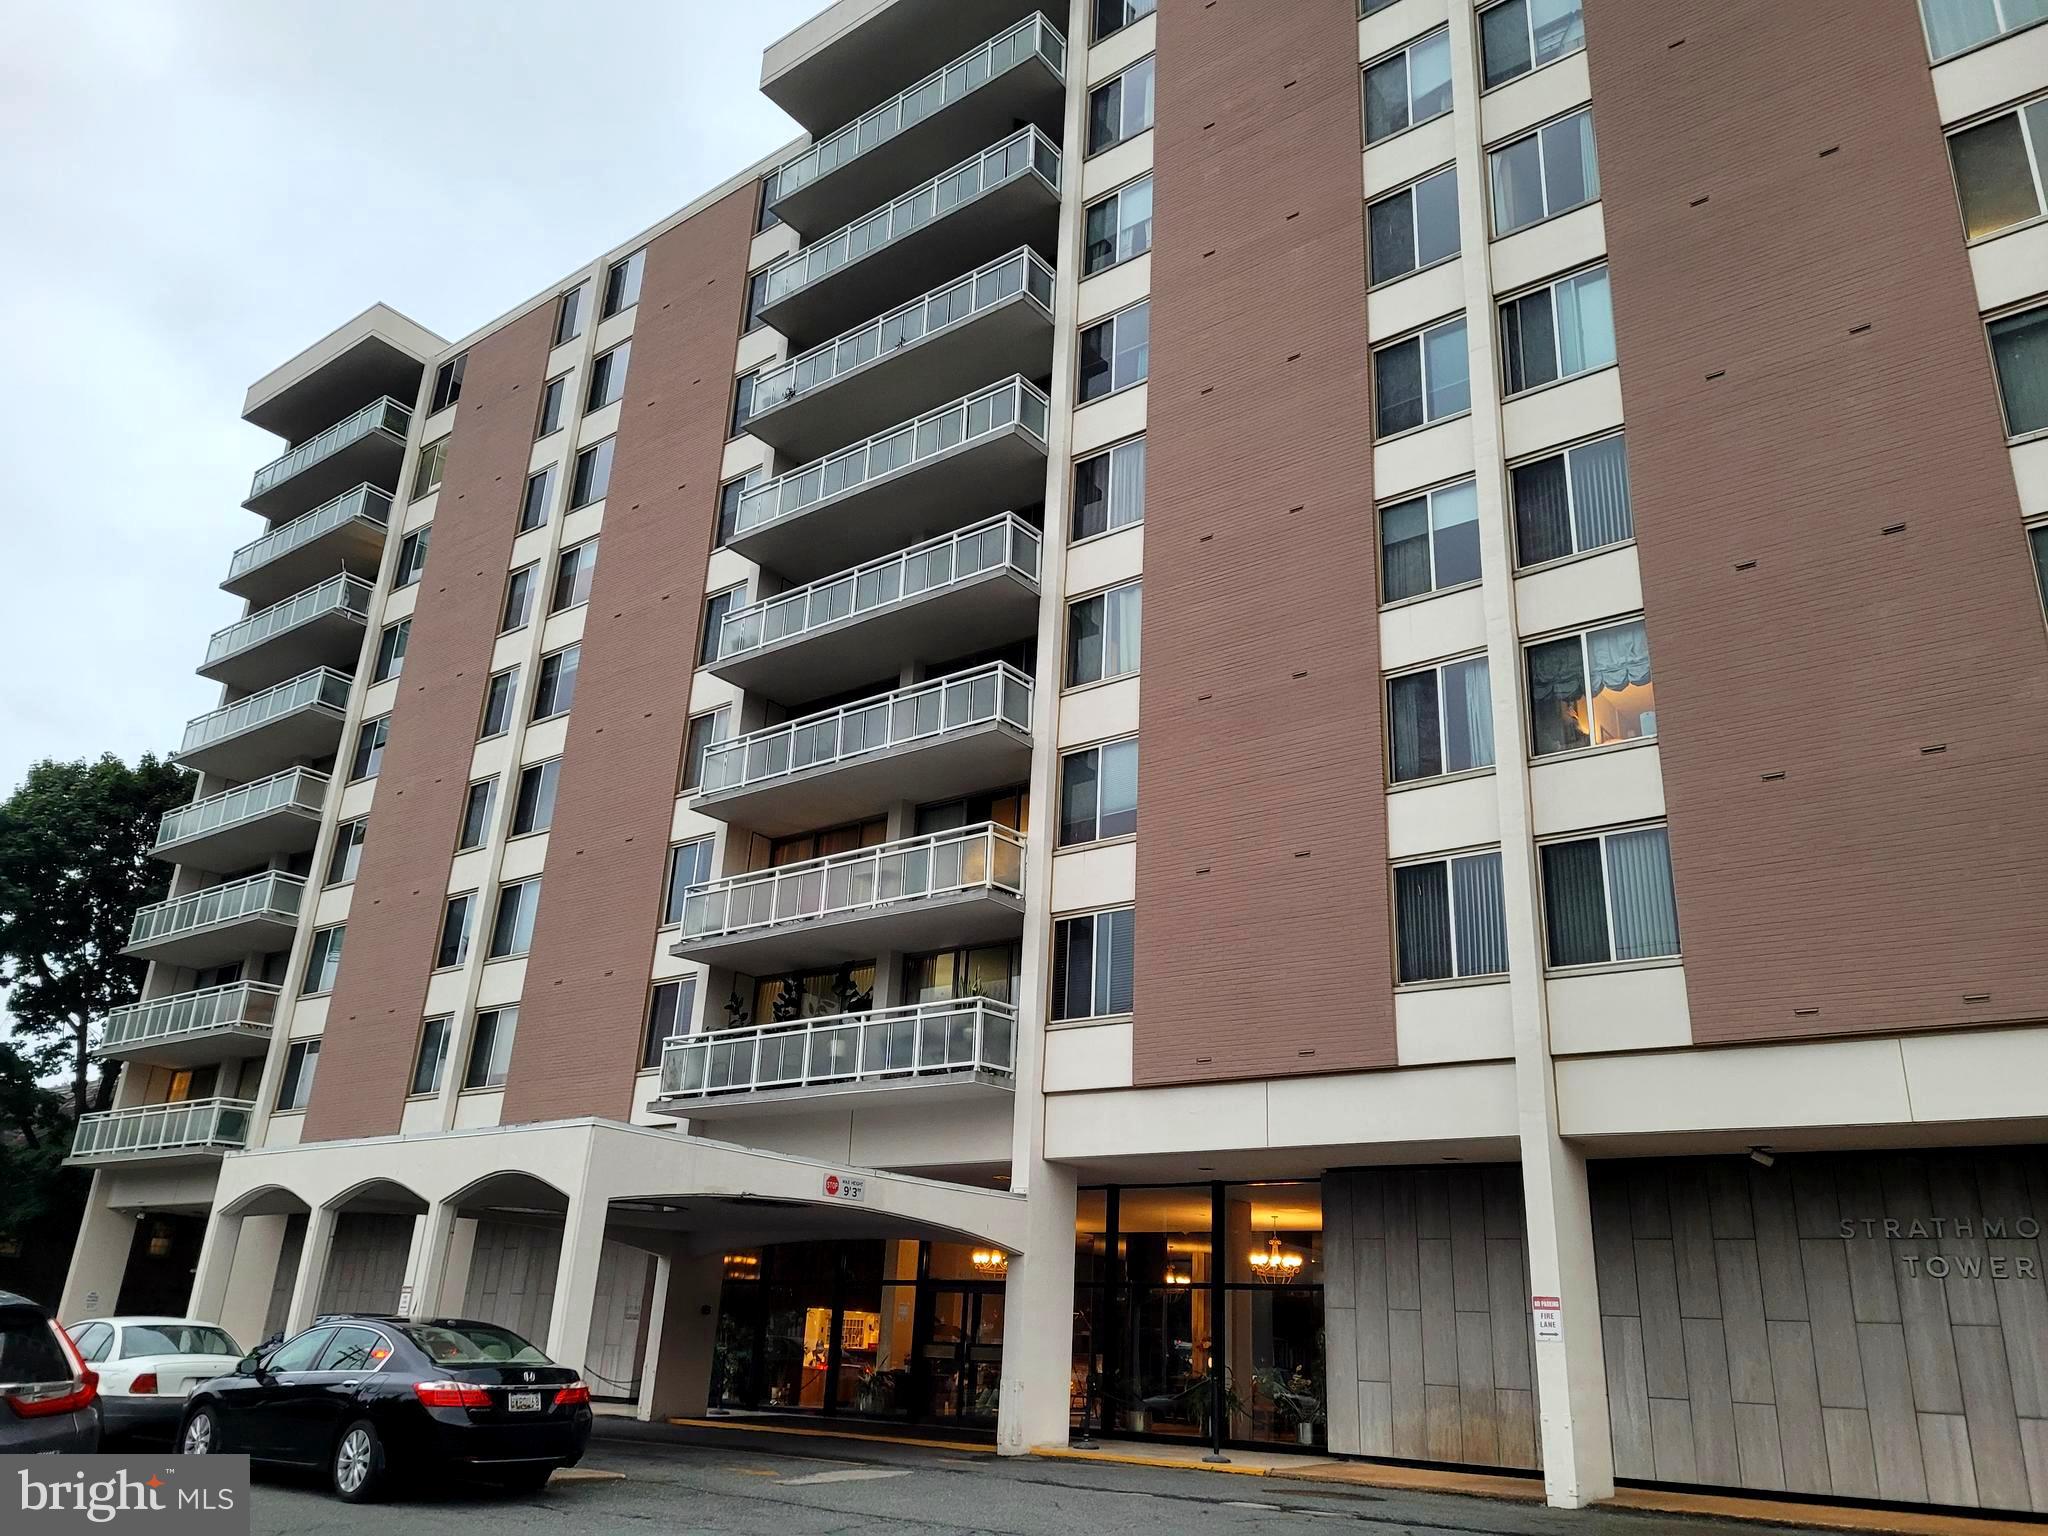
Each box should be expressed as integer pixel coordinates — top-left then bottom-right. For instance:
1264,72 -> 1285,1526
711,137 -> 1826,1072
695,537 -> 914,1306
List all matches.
1163,1265 -> 1193,1287
1246,1222 -> 1303,1283
971,1248 -> 1010,1277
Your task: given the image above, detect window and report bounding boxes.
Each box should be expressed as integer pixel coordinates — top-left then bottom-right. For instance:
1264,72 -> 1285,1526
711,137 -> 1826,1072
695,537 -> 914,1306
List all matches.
1990,304 -> 2048,437
275,1040 -> 320,1112
2033,524 -> 2048,614
349,716 -> 389,781
411,1018 -> 451,1096
1480,0 -> 1585,88
570,437 -> 614,508
1388,655 -> 1494,782
1920,0 -> 2048,62
301,925 -> 345,995
518,466 -> 554,534
1084,175 -> 1154,275
436,893 -> 475,970
550,539 -> 599,613
410,437 -> 448,501
1051,908 -> 1135,1019
743,270 -> 771,334
1088,56 -> 1155,155
1526,617 -> 1655,756
680,708 -> 730,792
488,879 -> 541,958
730,371 -> 758,438
1490,108 -> 1599,235
1095,0 -> 1155,41
1510,431 -> 1632,566
1500,266 -> 1615,395
430,354 -> 466,414
1363,29 -> 1451,144
602,249 -> 645,317
479,667 -> 520,739
1373,315 -> 1470,436
536,374 -> 568,438
554,284 -> 586,346
1542,825 -> 1680,966
1073,438 -> 1146,540
457,778 -> 496,852
1059,739 -> 1138,845
370,618 -> 409,684
756,173 -> 781,233
585,341 -> 631,411
1950,98 -> 2048,241
642,978 -> 697,1071
326,819 -> 366,885
464,1006 -> 519,1090
715,470 -> 763,548
1078,301 -> 1150,403
661,837 -> 715,925
511,759 -> 560,836
394,526 -> 431,587
700,585 -> 743,666
1368,166 -> 1460,285
1395,851 -> 1509,983
1379,479 -> 1479,601
501,566 -> 537,634
1067,582 -> 1142,686
532,645 -> 580,720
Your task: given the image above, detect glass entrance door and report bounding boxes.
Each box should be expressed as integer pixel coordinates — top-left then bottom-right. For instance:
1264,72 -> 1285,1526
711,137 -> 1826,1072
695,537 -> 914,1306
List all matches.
916,1284 -> 1005,1426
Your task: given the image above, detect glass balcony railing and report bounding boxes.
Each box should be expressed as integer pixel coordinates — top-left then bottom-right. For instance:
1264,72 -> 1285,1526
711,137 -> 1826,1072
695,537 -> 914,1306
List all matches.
179,667 -> 353,759
661,998 -> 1016,1100
155,767 -> 328,852
700,663 -> 1031,798
128,871 -> 305,951
734,377 -> 1049,541
98,983 -> 281,1057
762,127 -> 1061,308
752,250 -> 1055,417
226,484 -> 390,584
203,574 -> 373,669
679,822 -> 1025,945
247,396 -> 410,504
717,515 -> 1039,664
771,16 -> 1066,207
69,1099 -> 255,1162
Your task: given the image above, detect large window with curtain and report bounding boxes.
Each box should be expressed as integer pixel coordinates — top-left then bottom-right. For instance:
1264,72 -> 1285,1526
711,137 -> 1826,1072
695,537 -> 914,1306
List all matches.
1051,908 -> 1135,1020
1489,108 -> 1599,236
1387,655 -> 1494,782
1510,431 -> 1632,567
1084,176 -> 1154,276
1540,825 -> 1680,967
1479,0 -> 1585,88
1918,0 -> 2048,63
1373,316 -> 1470,436
1378,479 -> 1479,602
1393,851 -> 1509,983
1946,95 -> 2047,241
1068,582 -> 1142,686
2031,524 -> 2048,615
1073,438 -> 1146,541
1989,303 -> 2048,438
1060,738 -> 1138,845
1501,266 -> 1615,395
1524,617 -> 1655,756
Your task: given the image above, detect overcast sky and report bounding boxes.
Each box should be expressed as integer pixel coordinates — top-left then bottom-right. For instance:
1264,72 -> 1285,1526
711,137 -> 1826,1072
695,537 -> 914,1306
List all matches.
0,0 -> 818,797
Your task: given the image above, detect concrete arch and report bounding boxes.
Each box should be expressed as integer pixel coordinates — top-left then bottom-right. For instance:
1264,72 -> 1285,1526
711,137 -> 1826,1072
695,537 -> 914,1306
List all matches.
325,1176 -> 430,1215
444,1169 -> 571,1218
217,1183 -> 311,1220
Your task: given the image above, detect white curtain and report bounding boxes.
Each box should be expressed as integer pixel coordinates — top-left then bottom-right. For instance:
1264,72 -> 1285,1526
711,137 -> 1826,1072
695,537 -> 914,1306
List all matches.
1556,267 -> 1615,377
1607,828 -> 1680,961
1569,433 -> 1633,549
1452,852 -> 1509,977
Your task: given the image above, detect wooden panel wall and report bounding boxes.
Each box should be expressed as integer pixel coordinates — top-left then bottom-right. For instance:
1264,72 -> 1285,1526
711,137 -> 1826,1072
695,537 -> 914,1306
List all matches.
314,1212 -> 410,1316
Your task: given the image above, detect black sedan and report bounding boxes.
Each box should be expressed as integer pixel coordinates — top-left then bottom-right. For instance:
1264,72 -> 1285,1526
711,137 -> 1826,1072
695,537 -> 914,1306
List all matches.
177,1315 -> 592,1501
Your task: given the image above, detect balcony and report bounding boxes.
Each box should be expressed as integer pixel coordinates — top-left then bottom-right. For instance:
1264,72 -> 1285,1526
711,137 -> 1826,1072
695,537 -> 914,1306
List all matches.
697,663 -> 1033,836
152,767 -> 328,874
762,0 -> 1050,134
769,16 -> 1066,239
243,395 -> 410,521
223,483 -> 390,607
125,871 -> 305,970
756,127 -> 1060,349
729,377 -> 1049,584
655,999 -> 1015,1120
95,983 -> 280,1068
747,250 -> 1055,462
711,515 -> 1040,705
67,1099 -> 255,1167
672,822 -> 1025,974
176,667 -> 353,780
198,573 -> 373,690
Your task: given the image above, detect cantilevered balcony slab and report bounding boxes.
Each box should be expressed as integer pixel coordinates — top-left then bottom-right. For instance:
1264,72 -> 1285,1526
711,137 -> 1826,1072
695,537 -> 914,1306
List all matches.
672,823 -> 1025,974
747,250 -> 1054,462
198,574 -> 373,691
768,16 -> 1065,239
176,667 -> 353,780
125,872 -> 305,971
66,1099 -> 255,1168
223,484 -> 389,607
152,767 -> 328,874
728,378 -> 1049,585
696,663 -> 1033,837
756,128 -> 1060,350
710,516 -> 1039,705
95,983 -> 279,1069
243,302 -> 438,444
243,396 -> 410,522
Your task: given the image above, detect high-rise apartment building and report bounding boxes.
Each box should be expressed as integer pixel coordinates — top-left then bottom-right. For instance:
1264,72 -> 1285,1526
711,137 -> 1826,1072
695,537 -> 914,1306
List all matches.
62,0 -> 2048,1514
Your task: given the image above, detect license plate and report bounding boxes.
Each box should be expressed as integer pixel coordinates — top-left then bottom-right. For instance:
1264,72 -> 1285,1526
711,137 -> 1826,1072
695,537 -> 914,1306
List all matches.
508,1391 -> 542,1413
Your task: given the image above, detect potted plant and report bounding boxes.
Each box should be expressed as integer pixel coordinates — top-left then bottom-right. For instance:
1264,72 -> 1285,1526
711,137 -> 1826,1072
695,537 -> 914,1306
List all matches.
771,977 -> 803,1023
723,990 -> 752,1031
1256,1365 -> 1324,1446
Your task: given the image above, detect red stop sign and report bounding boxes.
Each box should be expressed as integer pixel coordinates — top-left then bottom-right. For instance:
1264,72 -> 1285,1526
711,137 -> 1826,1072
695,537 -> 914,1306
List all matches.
825,1175 -> 840,1197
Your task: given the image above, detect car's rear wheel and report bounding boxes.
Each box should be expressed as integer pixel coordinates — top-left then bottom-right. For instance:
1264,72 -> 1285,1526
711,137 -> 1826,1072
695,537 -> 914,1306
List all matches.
499,1465 -> 555,1494
331,1420 -> 387,1503
180,1408 -> 218,1456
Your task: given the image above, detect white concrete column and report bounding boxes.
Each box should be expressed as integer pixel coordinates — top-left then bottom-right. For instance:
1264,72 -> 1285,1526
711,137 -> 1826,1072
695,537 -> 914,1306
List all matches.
60,1173 -> 138,1319
216,1214 -> 290,1350
544,1198 -> 609,1371
995,1161 -> 1079,1454
283,1203 -> 338,1334
185,1209 -> 241,1326
636,1251 -> 725,1421
435,1216 -> 480,1314
401,1200 -> 461,1319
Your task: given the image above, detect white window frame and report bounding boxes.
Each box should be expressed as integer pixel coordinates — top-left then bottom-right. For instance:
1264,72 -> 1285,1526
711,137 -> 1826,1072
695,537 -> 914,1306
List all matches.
410,437 -> 447,502
410,1017 -> 451,1098
1377,478 -> 1480,603
531,645 -> 580,722
1367,165 -> 1459,287
510,759 -> 560,839
1058,735 -> 1140,847
1088,56 -> 1155,156
536,374 -> 568,438
1919,0 -> 2048,62
519,466 -> 555,533
1065,581 -> 1143,689
275,1040 -> 320,1112
326,818 -> 366,886
1386,652 -> 1493,784
1372,315 -> 1469,438
1509,430 -> 1632,568
1523,615 -> 1655,757
1499,264 -> 1613,396
1078,301 -> 1150,404
1538,823 -> 1680,969
456,778 -> 495,853
1094,0 -> 1155,43
1083,174 -> 1155,277
1071,437 -> 1146,543
570,437 -> 614,509
662,836 -> 716,927
602,249 -> 644,318
479,667 -> 520,740
1391,849 -> 1508,984
370,618 -> 409,685
585,340 -> 631,412
1050,906 -> 1136,1021
349,716 -> 389,782
1477,0 -> 1586,91
463,1006 -> 519,1090
487,878 -> 542,960
1488,107 -> 1599,237
301,926 -> 344,996
394,526 -> 430,587
549,538 -> 599,614
1946,94 -> 2048,243
1362,27 -> 1451,146
501,565 -> 537,634
436,892 -> 476,971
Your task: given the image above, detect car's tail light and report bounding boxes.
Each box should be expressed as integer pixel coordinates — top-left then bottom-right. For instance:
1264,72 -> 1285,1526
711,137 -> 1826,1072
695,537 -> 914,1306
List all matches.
413,1380 -> 492,1408
130,1372 -> 159,1395
552,1381 -> 590,1407
5,1324 -> 98,1418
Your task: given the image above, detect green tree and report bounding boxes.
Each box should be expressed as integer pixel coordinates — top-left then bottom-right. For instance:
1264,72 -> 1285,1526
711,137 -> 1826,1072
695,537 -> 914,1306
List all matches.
0,1038 -> 89,1305
0,754 -> 192,1114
